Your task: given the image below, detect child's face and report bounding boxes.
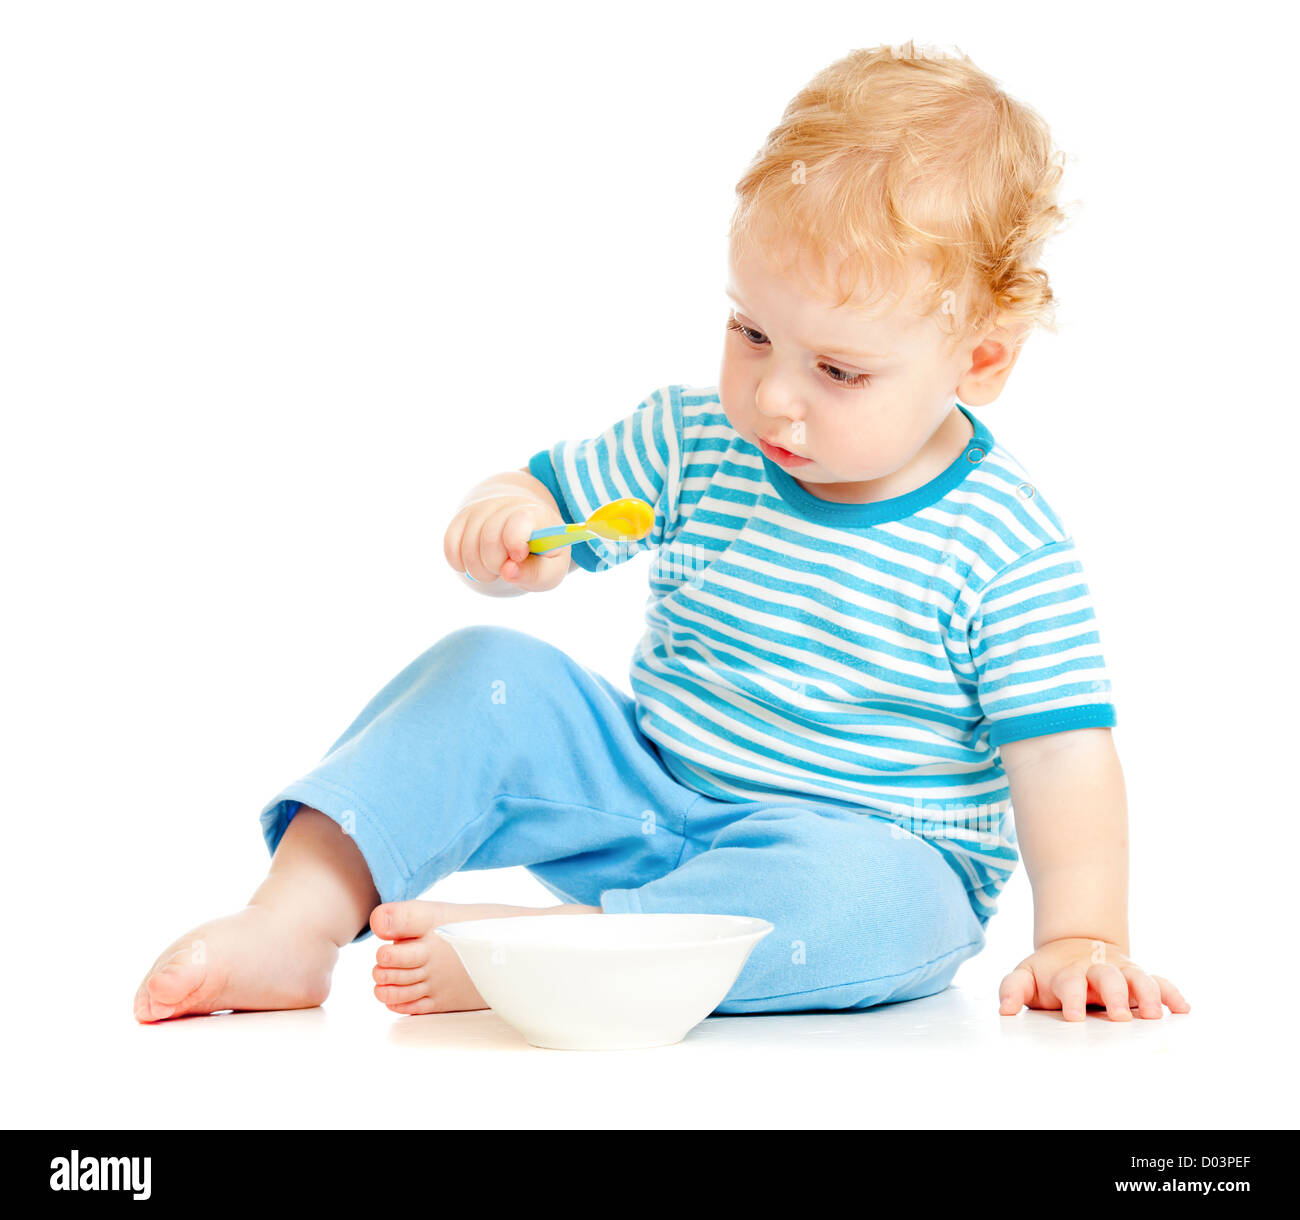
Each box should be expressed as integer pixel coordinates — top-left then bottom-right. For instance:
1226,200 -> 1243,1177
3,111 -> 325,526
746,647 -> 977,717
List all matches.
720,242 -> 1019,501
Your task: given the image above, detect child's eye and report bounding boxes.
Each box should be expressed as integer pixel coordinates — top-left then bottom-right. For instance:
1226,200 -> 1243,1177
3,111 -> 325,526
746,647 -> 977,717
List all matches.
820,363 -> 871,388
727,318 -> 767,345
727,318 -> 871,388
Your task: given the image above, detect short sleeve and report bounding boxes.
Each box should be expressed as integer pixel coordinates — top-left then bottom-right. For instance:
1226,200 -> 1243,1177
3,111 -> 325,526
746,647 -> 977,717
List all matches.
526,385 -> 682,573
968,538 -> 1118,747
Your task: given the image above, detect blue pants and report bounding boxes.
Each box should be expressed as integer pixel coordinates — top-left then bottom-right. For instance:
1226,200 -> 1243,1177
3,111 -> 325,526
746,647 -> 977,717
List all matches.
259,625 -> 988,1014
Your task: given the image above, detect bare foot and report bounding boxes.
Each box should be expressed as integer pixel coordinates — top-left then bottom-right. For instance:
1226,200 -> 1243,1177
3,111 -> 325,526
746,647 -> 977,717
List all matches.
370,899 -> 598,1015
133,905 -> 339,1023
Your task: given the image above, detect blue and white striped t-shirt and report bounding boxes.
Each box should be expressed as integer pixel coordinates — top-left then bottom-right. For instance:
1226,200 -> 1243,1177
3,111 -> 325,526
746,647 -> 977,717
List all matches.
528,384 -> 1117,920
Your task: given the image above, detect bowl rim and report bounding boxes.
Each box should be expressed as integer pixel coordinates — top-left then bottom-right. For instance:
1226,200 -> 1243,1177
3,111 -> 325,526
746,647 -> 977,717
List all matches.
433,912 -> 774,952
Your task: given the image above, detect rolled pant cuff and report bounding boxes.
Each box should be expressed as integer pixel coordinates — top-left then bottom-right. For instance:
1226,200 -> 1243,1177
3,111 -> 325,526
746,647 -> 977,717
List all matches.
259,778 -> 411,941
596,886 -> 644,915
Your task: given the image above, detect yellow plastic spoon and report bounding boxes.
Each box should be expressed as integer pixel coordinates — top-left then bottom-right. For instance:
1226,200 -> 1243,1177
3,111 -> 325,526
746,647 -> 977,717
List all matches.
526,497 -> 654,556
463,496 -> 653,580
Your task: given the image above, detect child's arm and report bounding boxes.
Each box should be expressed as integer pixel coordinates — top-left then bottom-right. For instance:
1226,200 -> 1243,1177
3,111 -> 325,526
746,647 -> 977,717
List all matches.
996,727 -> 1190,1021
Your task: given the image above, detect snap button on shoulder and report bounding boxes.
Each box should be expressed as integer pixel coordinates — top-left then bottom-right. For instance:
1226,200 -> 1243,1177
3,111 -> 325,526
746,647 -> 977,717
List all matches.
1016,482 -> 1035,500
966,446 -> 985,463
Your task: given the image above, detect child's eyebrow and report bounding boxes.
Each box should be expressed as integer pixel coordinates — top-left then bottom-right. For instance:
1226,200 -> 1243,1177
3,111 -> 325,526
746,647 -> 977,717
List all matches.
725,290 -> 893,363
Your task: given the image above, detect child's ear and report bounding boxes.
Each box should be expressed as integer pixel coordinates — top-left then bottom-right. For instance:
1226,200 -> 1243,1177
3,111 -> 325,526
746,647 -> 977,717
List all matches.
955,318 -> 1030,406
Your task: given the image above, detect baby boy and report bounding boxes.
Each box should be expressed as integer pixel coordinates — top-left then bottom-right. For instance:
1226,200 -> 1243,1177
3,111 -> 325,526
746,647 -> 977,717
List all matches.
135,42 -> 1188,1024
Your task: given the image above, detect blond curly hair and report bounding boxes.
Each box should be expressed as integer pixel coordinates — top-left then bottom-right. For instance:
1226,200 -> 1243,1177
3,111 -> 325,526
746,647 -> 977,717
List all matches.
730,42 -> 1071,347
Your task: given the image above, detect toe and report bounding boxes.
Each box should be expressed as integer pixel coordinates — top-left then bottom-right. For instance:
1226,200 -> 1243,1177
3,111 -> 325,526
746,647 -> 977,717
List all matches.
133,970 -> 158,1021
134,973 -> 186,1023
372,964 -> 428,987
134,980 -> 170,1023
370,900 -> 444,941
143,960 -> 204,1014
375,981 -> 431,1006
375,940 -> 428,969
386,996 -> 445,1016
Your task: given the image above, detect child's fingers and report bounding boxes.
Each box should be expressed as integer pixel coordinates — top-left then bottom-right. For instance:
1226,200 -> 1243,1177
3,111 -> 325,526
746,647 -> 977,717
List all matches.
1050,965 -> 1088,1021
445,499 -> 563,585
506,549 -> 567,591
499,507 -> 567,590
1151,974 -> 1191,1014
444,510 -> 470,572
500,506 -> 539,565
448,503 -> 505,583
1086,962 -> 1133,1021
464,502 -> 534,583
997,966 -> 1034,1015
1121,966 -> 1165,1019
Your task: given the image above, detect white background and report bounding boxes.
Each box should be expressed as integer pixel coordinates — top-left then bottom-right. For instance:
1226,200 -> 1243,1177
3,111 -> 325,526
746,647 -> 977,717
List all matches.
2,0 -> 1296,1129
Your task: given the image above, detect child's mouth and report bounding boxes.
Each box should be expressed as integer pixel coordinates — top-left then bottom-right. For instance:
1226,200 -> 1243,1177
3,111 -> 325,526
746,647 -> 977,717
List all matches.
757,437 -> 813,467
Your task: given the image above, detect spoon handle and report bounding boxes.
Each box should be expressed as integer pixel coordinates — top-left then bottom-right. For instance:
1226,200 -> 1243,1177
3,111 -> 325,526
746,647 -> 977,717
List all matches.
526,522 -> 598,553
463,523 -> 593,580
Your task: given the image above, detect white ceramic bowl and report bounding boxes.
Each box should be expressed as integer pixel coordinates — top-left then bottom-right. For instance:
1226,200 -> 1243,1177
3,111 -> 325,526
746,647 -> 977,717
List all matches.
434,913 -> 773,1050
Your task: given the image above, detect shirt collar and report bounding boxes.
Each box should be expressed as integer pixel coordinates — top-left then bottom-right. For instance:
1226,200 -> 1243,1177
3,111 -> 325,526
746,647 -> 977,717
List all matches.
756,403 -> 994,527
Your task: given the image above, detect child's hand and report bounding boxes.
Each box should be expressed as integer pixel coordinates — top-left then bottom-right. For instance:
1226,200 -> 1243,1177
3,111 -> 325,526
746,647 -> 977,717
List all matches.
444,494 -> 570,592
998,938 -> 1190,1021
